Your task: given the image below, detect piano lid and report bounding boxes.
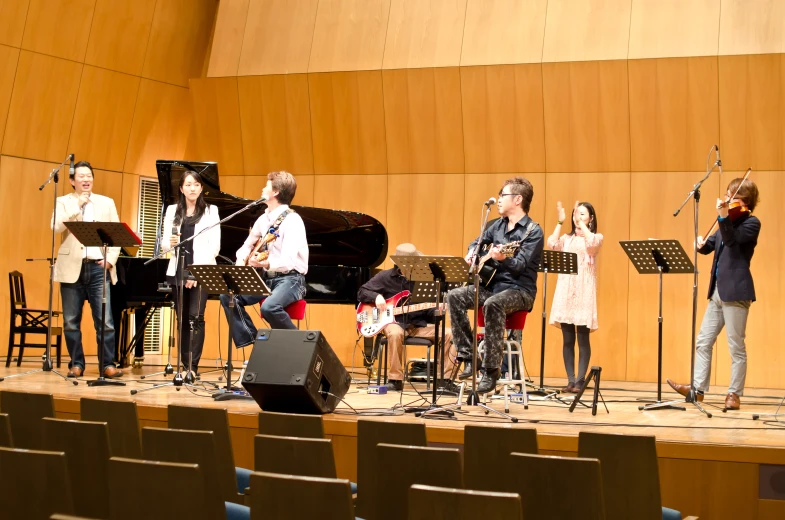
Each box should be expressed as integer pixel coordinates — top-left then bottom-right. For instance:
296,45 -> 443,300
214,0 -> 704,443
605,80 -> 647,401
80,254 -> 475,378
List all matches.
156,160 -> 388,268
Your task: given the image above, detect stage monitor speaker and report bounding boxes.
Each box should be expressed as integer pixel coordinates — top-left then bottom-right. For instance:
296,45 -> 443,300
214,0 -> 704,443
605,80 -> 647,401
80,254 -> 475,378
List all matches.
241,329 -> 351,414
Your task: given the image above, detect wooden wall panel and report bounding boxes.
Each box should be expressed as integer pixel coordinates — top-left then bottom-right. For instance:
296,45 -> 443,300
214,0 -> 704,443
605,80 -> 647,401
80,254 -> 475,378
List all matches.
309,71 -> 387,175
219,175 -> 244,198
0,45 -> 19,150
460,0 -> 547,66
382,0 -> 466,70
84,0 -> 157,77
461,64 -> 546,173
142,0 -> 218,87
119,172 -> 139,235
385,174 -> 465,262
188,77 -> 244,174
719,0 -> 785,56
68,65 -> 140,172
543,172 -> 630,381
0,0 -> 30,48
382,67 -> 464,174
542,60 -> 631,172
308,0 -> 390,73
124,80 -> 193,176
237,74 -> 314,176
759,499 -> 785,520
626,171 -> 719,384
2,51 -> 82,163
237,0 -> 318,76
629,57 -> 720,172
242,174 -> 315,204
21,0 -> 95,62
715,170 -> 784,390
628,0 -> 720,59
542,0 -> 632,63
718,54 -> 785,171
207,0 -> 250,77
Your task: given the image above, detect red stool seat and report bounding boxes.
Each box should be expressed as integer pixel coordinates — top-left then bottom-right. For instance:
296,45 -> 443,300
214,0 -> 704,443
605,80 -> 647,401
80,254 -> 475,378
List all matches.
477,308 -> 528,329
259,299 -> 307,321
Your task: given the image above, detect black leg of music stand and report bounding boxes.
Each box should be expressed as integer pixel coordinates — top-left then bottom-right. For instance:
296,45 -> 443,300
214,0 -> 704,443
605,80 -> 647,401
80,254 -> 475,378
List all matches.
529,269 -> 557,398
88,244 -> 125,387
213,291 -> 253,401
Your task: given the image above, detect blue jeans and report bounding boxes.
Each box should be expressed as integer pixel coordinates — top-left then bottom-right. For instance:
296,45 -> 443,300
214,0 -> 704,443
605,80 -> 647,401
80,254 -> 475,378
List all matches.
60,262 -> 117,370
219,273 -> 306,347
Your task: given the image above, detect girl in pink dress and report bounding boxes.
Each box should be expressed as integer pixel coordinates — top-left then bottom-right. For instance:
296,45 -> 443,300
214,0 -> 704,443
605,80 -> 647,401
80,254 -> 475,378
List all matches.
547,201 -> 603,393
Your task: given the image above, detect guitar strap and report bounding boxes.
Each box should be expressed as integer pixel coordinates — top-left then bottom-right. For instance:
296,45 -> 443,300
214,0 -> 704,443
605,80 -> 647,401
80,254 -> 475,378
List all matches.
263,209 -> 294,250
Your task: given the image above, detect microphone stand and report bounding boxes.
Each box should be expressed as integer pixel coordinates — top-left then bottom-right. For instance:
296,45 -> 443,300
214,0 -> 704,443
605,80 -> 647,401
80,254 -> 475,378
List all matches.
668,144 -> 720,418
1,154 -> 76,385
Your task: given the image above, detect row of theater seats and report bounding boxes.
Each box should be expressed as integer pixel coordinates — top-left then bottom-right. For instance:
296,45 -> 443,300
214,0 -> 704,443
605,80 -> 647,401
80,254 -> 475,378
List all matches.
0,390 -> 695,520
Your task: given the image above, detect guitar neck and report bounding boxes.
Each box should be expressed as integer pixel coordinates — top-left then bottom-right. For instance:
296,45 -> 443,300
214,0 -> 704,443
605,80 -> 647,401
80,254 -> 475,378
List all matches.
391,302 -> 439,316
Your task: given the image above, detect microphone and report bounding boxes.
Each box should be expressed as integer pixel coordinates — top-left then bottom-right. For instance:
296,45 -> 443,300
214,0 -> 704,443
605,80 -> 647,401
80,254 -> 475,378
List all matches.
69,154 -> 74,178
250,194 -> 268,206
714,145 -> 721,167
483,197 -> 496,207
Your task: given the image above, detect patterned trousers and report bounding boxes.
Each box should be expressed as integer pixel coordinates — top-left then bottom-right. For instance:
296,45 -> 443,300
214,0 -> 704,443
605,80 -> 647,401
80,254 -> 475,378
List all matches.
447,285 -> 534,370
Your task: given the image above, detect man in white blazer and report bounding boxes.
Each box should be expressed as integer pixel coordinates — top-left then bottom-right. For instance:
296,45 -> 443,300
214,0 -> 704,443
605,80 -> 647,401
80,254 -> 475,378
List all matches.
51,161 -> 123,378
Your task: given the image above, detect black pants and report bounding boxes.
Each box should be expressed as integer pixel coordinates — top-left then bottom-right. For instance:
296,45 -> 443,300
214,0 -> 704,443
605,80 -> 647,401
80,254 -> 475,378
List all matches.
170,279 -> 207,372
561,323 -> 591,384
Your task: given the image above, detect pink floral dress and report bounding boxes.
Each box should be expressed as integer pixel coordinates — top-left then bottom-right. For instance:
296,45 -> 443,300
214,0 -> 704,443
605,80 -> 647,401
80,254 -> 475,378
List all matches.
547,231 -> 603,331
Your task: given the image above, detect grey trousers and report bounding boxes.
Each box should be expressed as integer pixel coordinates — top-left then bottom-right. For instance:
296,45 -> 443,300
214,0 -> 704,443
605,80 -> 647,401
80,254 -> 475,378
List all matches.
447,285 -> 534,371
694,287 -> 751,395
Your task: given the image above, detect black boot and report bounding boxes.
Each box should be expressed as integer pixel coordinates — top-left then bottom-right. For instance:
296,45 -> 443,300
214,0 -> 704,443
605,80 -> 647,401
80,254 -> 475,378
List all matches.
457,360 -> 476,381
476,368 -> 501,394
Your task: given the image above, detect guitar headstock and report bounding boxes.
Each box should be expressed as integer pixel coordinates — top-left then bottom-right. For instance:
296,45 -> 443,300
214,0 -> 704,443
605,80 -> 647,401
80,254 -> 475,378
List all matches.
498,241 -> 521,258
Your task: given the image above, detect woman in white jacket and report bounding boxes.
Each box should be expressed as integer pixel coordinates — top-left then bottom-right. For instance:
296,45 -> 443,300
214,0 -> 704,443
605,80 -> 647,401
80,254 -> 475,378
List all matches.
162,170 -> 220,376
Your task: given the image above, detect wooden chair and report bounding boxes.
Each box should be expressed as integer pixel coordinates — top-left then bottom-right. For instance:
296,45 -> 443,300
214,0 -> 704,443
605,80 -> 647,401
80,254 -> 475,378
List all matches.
356,420 -> 427,520
509,452 -> 605,520
376,444 -> 463,520
254,434 -> 337,478
7,270 -> 62,367
42,418 -> 112,520
408,484 -> 523,520
248,472 -> 354,520
141,427 -> 237,519
0,447 -> 74,519
463,424 -> 538,492
258,410 -> 325,438
80,398 -> 143,459
107,457 -> 210,520
167,404 -> 245,503
0,390 -> 55,449
0,412 -> 12,447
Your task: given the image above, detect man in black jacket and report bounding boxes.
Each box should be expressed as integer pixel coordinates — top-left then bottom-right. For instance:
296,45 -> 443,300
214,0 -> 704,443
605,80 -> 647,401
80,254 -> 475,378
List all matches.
668,178 -> 761,410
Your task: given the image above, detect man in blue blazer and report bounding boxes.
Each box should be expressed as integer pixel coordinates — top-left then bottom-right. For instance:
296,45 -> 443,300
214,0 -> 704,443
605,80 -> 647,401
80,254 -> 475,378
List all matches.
668,178 -> 761,411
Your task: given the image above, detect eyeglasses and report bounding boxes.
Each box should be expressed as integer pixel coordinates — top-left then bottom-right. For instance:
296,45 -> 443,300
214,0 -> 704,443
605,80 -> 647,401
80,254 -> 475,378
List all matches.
497,193 -> 516,199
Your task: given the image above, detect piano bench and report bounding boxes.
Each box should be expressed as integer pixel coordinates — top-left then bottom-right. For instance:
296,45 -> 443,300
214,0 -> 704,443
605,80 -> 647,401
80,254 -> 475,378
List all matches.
259,299 -> 307,329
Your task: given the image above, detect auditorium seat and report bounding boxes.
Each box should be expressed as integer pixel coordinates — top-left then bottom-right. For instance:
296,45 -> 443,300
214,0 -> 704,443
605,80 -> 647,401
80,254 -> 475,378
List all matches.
462,424 -> 538,492
0,447 -> 74,519
0,390 -> 55,449
80,397 -> 143,459
254,434 -> 336,478
408,484 -> 523,520
258,410 -> 325,438
42,418 -> 112,520
248,472 -> 354,520
0,412 -> 11,447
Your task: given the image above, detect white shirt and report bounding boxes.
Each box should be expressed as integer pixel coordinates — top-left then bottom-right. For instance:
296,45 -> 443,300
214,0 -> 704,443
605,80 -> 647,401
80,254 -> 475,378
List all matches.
235,204 -> 309,274
81,195 -> 104,260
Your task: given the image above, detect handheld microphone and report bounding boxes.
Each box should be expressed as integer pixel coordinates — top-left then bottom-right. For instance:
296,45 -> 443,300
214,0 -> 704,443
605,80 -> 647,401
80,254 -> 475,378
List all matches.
69,154 -> 74,178
484,197 -> 496,207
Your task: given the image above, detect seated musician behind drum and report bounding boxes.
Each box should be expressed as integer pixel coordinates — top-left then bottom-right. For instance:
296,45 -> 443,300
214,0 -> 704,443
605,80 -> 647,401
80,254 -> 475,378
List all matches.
357,243 -> 458,392
447,177 -> 544,394
219,171 -> 308,346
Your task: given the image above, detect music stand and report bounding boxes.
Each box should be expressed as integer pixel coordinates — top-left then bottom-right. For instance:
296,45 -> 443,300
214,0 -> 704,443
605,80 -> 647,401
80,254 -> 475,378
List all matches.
63,221 -> 141,387
189,264 -> 270,401
620,240 -> 705,414
529,249 -> 578,398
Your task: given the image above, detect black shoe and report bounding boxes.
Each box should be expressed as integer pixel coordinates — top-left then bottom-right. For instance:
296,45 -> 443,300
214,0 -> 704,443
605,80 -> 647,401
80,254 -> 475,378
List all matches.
440,379 -> 462,394
385,379 -> 403,392
458,360 -> 476,381
476,369 -> 501,394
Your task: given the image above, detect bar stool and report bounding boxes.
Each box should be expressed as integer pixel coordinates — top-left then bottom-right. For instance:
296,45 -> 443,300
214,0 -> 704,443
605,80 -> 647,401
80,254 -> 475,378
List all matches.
477,309 -> 529,411
259,299 -> 307,329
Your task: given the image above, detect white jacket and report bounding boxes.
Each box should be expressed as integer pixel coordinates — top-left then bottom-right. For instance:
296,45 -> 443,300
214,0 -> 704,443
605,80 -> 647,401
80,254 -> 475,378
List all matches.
161,204 -> 221,277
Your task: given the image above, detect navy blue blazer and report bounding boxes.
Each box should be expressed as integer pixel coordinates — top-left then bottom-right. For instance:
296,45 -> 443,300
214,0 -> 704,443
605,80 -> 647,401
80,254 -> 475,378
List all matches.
699,213 -> 760,302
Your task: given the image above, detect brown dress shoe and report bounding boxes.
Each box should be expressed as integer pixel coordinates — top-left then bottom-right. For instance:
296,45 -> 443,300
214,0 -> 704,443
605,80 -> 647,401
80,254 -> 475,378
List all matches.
725,392 -> 740,410
103,366 -> 123,378
67,366 -> 83,378
666,379 -> 704,402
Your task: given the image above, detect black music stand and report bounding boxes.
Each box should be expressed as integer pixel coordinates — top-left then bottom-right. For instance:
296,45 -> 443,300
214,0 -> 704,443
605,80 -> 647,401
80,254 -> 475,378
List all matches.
391,255 -> 466,416
620,240 -> 702,414
63,221 -> 141,387
530,249 -> 578,398
568,366 -> 608,416
189,264 -> 269,401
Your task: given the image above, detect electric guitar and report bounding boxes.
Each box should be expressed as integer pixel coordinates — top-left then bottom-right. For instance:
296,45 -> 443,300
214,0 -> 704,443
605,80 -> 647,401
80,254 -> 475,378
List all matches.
356,290 -> 444,337
473,241 -> 521,286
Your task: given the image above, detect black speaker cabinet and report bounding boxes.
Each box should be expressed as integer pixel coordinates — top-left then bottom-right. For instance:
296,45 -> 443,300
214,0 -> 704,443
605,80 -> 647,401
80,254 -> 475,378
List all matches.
241,329 -> 351,414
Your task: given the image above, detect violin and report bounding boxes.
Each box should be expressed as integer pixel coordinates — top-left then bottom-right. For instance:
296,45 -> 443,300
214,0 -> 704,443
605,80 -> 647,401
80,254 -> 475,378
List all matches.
703,168 -> 752,239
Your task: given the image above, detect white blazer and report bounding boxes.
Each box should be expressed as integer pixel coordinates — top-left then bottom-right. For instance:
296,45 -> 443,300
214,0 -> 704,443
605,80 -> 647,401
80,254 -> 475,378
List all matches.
161,204 -> 221,277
